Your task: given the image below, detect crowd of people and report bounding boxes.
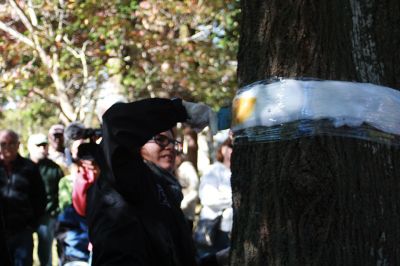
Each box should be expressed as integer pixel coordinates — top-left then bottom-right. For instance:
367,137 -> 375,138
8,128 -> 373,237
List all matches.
0,98 -> 233,266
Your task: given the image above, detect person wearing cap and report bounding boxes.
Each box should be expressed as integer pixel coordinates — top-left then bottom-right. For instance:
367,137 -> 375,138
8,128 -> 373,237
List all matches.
48,124 -> 69,172
28,133 -> 64,266
0,129 -> 46,266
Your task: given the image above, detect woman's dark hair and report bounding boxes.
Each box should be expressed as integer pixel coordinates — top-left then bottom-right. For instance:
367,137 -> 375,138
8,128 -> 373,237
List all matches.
215,138 -> 233,162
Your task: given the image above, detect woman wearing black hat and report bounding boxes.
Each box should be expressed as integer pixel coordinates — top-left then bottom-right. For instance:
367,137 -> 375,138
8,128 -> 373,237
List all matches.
86,98 -> 228,266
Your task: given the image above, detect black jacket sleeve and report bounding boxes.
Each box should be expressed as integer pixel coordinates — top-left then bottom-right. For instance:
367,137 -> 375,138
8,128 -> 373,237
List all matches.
100,98 -> 188,205
30,162 -> 46,225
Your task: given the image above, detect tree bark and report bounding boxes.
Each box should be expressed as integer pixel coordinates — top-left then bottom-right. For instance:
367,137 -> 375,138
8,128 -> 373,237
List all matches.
237,0 -> 400,87
232,0 -> 400,265
231,137 -> 400,265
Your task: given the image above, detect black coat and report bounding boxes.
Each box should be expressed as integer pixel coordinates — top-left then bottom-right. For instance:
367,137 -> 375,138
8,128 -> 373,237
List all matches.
87,98 -> 197,266
0,155 -> 46,234
0,200 -> 11,265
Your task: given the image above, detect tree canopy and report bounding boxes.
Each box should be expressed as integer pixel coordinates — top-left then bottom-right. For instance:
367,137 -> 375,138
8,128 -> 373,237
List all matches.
0,0 -> 239,134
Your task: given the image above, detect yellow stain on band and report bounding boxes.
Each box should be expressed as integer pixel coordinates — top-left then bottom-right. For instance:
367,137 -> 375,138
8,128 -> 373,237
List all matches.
232,97 -> 257,125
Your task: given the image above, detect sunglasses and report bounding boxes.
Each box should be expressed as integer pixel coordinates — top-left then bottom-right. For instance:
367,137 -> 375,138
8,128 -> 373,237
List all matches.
0,142 -> 18,149
150,135 -> 182,152
52,133 -> 64,139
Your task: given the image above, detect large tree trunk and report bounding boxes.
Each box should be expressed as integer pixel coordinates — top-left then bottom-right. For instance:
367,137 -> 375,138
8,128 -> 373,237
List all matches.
231,1 -> 400,265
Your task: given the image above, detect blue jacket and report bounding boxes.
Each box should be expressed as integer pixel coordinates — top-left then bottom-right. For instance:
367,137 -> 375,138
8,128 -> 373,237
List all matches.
56,205 -> 90,263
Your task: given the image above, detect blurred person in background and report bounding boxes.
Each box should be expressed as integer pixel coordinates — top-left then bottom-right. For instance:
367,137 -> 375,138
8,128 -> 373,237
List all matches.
28,133 -> 64,266
175,151 -> 199,230
0,129 -> 46,266
55,138 -> 91,266
195,138 -> 233,256
63,122 -> 102,217
55,122 -> 101,266
48,124 -> 69,173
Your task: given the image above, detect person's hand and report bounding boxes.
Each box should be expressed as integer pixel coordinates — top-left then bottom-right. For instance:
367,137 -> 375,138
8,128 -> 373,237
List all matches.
182,101 -> 216,133
79,159 -> 100,181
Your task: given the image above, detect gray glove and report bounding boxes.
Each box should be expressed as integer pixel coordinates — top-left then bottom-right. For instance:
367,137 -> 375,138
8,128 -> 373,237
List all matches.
182,100 -> 216,133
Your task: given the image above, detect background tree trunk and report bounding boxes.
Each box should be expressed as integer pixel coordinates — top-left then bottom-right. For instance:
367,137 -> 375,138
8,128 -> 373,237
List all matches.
231,1 -> 400,265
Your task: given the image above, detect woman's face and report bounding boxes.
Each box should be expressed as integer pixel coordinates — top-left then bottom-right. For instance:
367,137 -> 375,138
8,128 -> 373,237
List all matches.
140,130 -> 177,172
221,143 -> 233,168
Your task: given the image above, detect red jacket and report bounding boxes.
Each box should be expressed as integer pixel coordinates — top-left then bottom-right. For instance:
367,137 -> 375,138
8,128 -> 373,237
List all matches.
72,166 -> 96,217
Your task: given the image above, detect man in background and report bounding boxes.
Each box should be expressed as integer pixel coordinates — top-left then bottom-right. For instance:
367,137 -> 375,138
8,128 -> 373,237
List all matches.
0,129 -> 46,265
28,133 -> 64,266
48,124 -> 69,172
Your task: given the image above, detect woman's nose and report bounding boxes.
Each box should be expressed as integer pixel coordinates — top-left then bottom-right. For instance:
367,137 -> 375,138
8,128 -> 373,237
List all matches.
164,142 -> 174,150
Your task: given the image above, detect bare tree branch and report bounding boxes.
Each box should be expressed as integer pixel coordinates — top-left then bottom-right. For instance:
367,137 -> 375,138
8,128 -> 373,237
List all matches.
65,45 -> 80,58
0,20 -> 34,47
2,0 -> 87,123
7,0 -> 52,68
27,0 -> 38,27
65,75 -> 78,91
30,87 -> 60,106
57,0 -> 65,33
8,0 -> 34,33
63,36 -> 90,85
80,41 -> 89,85
32,87 -> 74,124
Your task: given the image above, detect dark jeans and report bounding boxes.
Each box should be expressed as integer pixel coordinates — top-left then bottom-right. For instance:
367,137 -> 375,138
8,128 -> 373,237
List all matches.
37,215 -> 56,266
7,228 -> 33,266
